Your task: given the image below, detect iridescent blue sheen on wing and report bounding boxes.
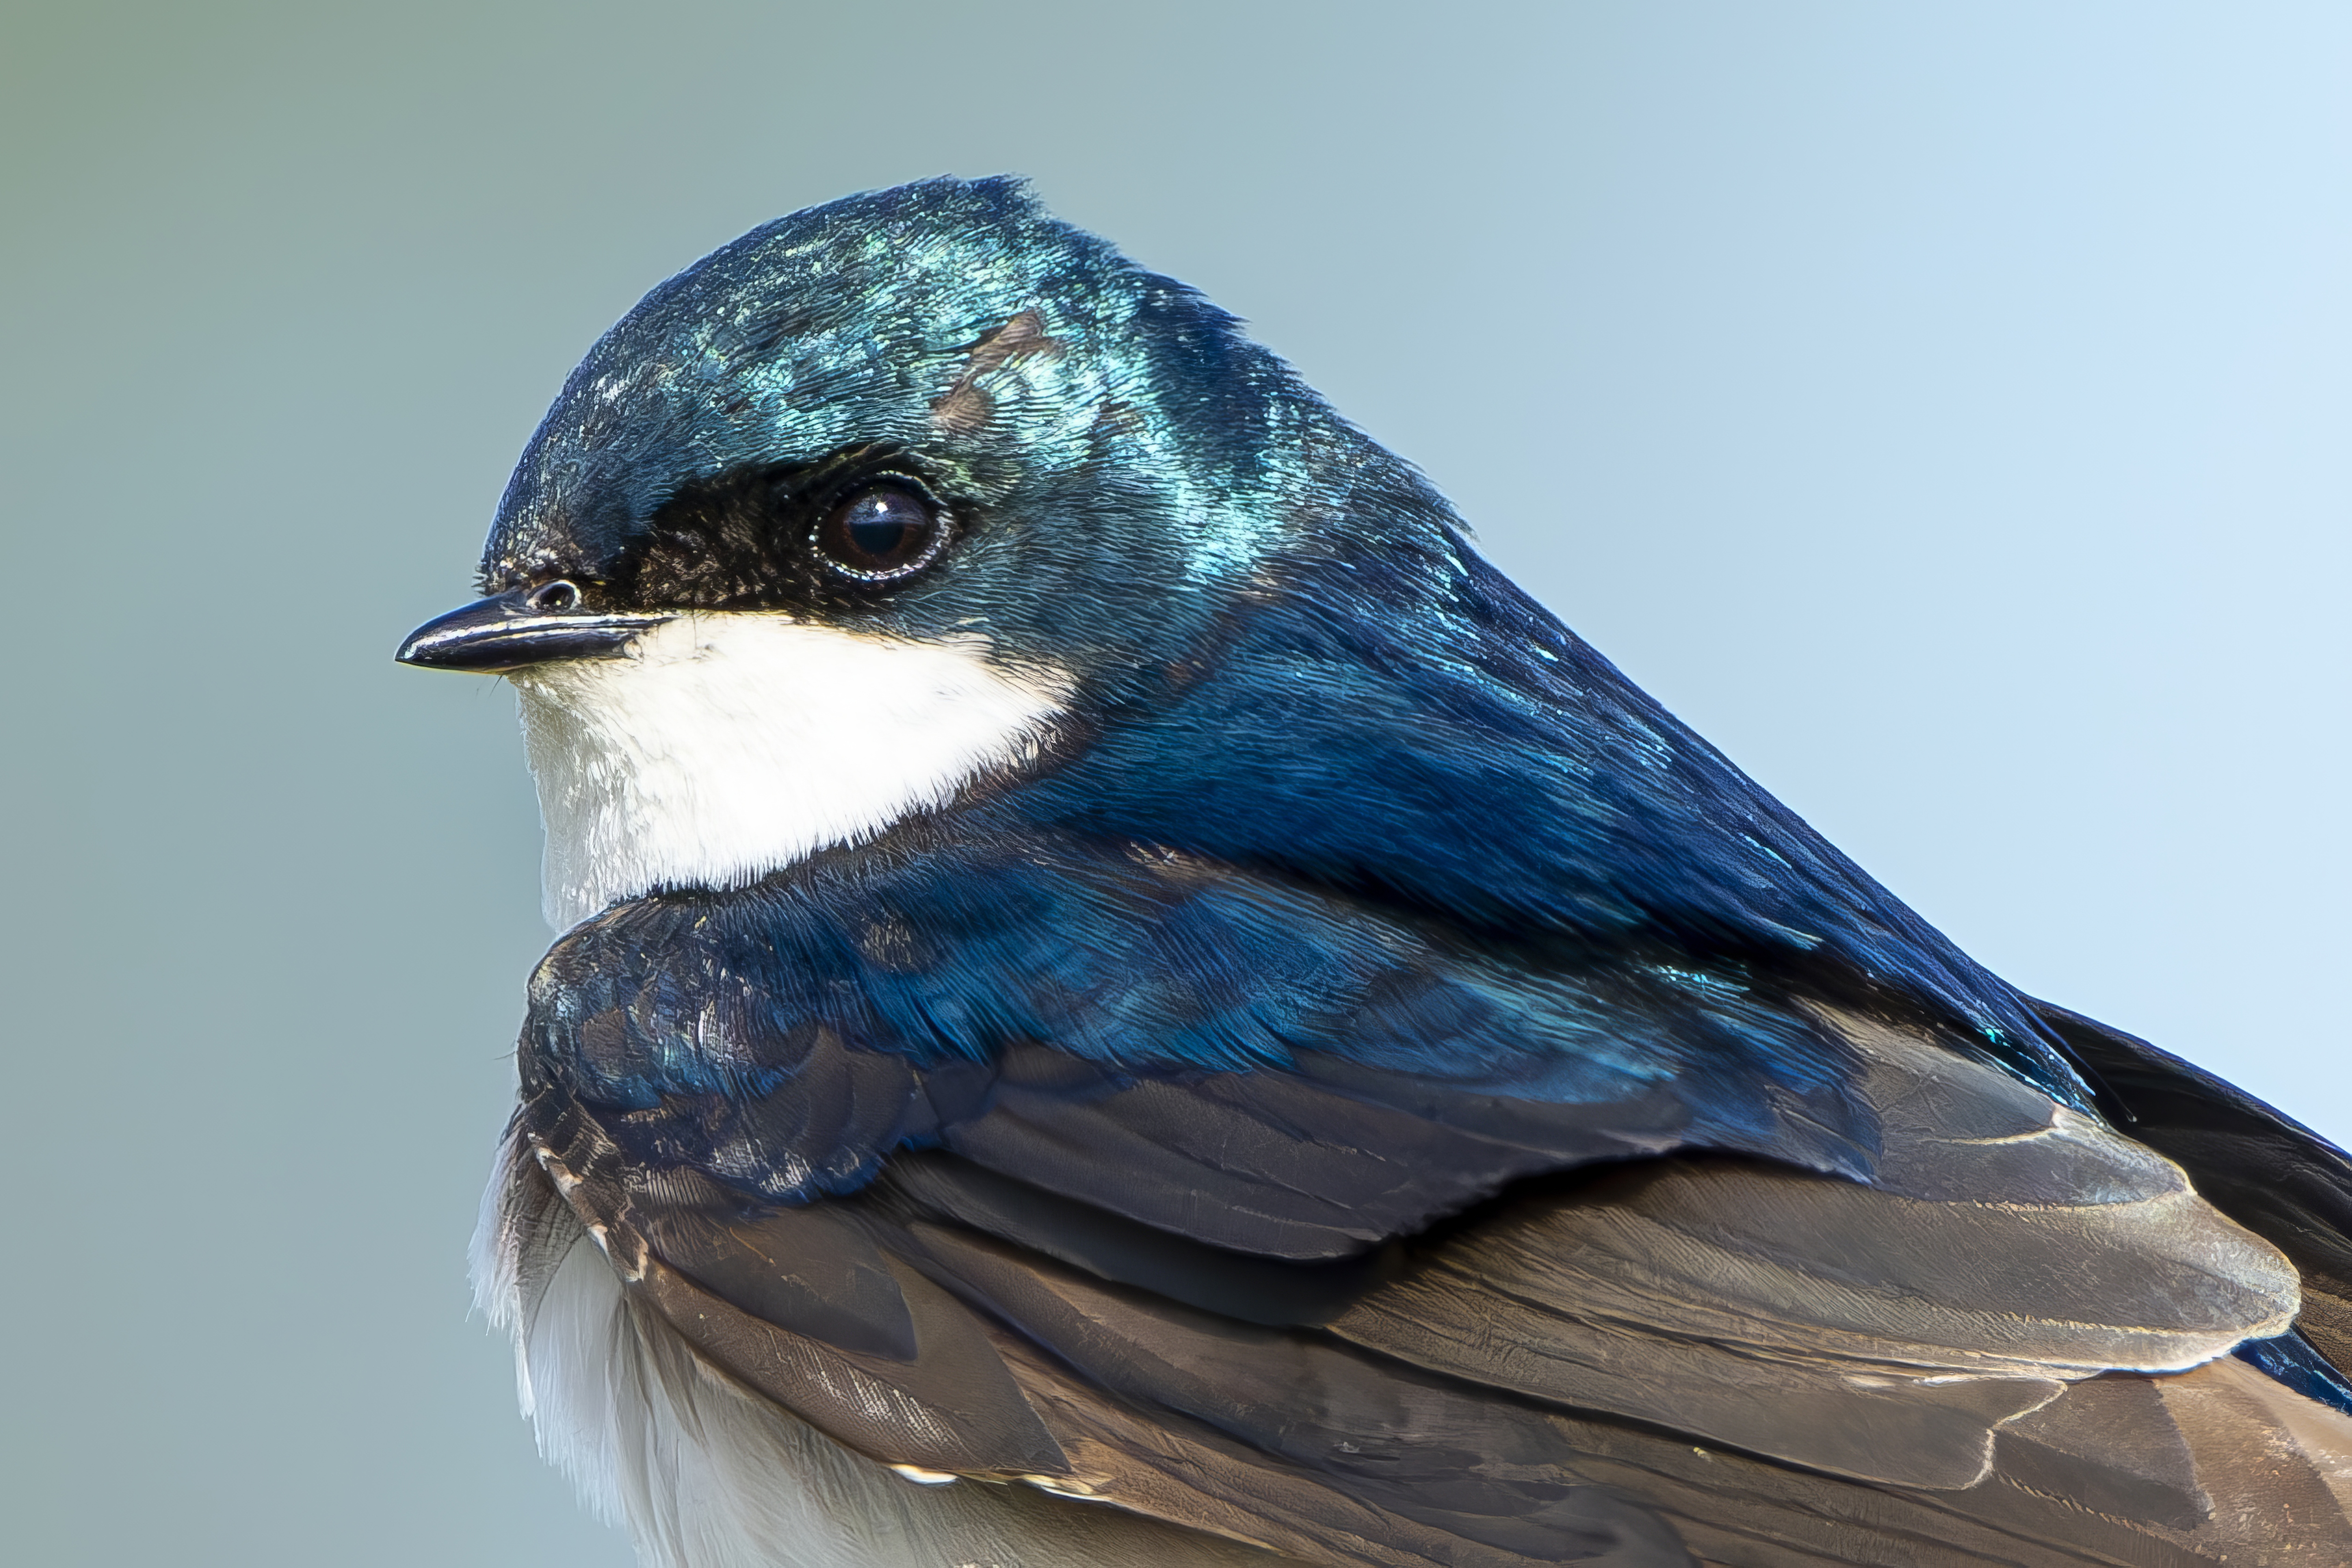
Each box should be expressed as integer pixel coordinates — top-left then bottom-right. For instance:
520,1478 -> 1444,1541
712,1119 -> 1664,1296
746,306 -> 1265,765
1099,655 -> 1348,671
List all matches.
523,824 -> 1883,1252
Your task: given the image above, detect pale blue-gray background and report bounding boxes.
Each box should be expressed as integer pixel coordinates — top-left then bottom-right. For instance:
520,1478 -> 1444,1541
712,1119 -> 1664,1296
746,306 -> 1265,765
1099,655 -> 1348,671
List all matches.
4,4 -> 2345,1564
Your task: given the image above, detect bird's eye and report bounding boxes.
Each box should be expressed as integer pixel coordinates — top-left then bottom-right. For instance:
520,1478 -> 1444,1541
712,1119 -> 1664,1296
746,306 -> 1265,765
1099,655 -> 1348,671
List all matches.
529,579 -> 582,613
813,483 -> 949,582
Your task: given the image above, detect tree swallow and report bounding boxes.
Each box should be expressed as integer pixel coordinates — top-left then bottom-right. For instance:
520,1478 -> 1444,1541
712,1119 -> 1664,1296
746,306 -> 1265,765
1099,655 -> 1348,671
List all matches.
400,177 -> 2352,1568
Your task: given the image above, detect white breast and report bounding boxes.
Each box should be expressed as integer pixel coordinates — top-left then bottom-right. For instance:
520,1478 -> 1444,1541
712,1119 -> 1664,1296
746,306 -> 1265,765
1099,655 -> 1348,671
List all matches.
511,613 -> 1070,929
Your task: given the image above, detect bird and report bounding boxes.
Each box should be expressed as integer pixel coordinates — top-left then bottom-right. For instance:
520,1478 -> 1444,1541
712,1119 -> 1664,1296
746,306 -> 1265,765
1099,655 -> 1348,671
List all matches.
398,176 -> 2352,1568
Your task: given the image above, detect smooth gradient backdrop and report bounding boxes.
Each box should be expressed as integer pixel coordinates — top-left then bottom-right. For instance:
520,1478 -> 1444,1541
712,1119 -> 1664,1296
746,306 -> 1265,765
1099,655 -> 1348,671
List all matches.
5,4 -> 2346,1564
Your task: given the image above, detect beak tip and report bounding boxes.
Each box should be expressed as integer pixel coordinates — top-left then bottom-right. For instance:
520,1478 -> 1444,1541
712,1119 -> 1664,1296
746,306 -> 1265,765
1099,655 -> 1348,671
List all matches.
394,617 -> 488,672
394,598 -> 526,673
396,594 -> 667,673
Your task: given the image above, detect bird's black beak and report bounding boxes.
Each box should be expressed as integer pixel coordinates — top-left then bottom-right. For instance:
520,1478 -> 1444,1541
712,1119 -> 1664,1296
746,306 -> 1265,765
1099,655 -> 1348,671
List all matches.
396,585 -> 673,673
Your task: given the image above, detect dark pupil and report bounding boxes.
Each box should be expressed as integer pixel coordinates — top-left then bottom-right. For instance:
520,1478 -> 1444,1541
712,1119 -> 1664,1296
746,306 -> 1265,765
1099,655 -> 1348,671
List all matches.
830,487 -> 932,572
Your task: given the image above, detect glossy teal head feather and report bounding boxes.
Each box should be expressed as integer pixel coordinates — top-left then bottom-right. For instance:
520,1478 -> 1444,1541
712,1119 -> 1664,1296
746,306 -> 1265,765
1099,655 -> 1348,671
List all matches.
481,176 -> 1436,604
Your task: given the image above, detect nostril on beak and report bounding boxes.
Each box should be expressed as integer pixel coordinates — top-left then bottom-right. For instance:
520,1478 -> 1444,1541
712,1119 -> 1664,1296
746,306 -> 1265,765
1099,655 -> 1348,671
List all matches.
530,580 -> 582,614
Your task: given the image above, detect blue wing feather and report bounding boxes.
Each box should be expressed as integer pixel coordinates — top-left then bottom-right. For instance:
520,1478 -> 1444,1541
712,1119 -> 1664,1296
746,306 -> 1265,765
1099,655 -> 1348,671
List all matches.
523,822 -> 1893,1244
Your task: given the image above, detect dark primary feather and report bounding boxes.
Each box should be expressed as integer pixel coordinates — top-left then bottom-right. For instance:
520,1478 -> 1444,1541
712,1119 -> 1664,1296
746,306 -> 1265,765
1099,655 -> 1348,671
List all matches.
476,177 -> 2352,1565
2028,999 -> 2352,1410
505,1000 -> 2336,1564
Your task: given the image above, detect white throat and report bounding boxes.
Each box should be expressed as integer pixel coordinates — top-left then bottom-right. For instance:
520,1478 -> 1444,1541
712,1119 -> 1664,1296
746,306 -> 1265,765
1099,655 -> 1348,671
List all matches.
512,613 -> 1069,929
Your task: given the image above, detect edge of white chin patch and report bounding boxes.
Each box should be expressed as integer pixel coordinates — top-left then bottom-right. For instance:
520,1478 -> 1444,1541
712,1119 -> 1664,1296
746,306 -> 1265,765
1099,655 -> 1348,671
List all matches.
512,613 -> 1071,930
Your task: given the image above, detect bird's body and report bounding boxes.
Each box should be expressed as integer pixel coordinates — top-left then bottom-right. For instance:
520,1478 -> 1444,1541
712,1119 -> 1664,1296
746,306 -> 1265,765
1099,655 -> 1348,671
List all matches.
403,178 -> 2352,1567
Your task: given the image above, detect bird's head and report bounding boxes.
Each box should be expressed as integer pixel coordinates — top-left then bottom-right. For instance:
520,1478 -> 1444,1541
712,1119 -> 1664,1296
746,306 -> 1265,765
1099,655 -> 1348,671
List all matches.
399,176 -> 1450,928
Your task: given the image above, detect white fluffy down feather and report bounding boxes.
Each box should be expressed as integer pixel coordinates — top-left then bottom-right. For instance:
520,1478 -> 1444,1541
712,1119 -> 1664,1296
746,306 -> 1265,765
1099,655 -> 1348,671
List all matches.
472,1139 -> 1276,1568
